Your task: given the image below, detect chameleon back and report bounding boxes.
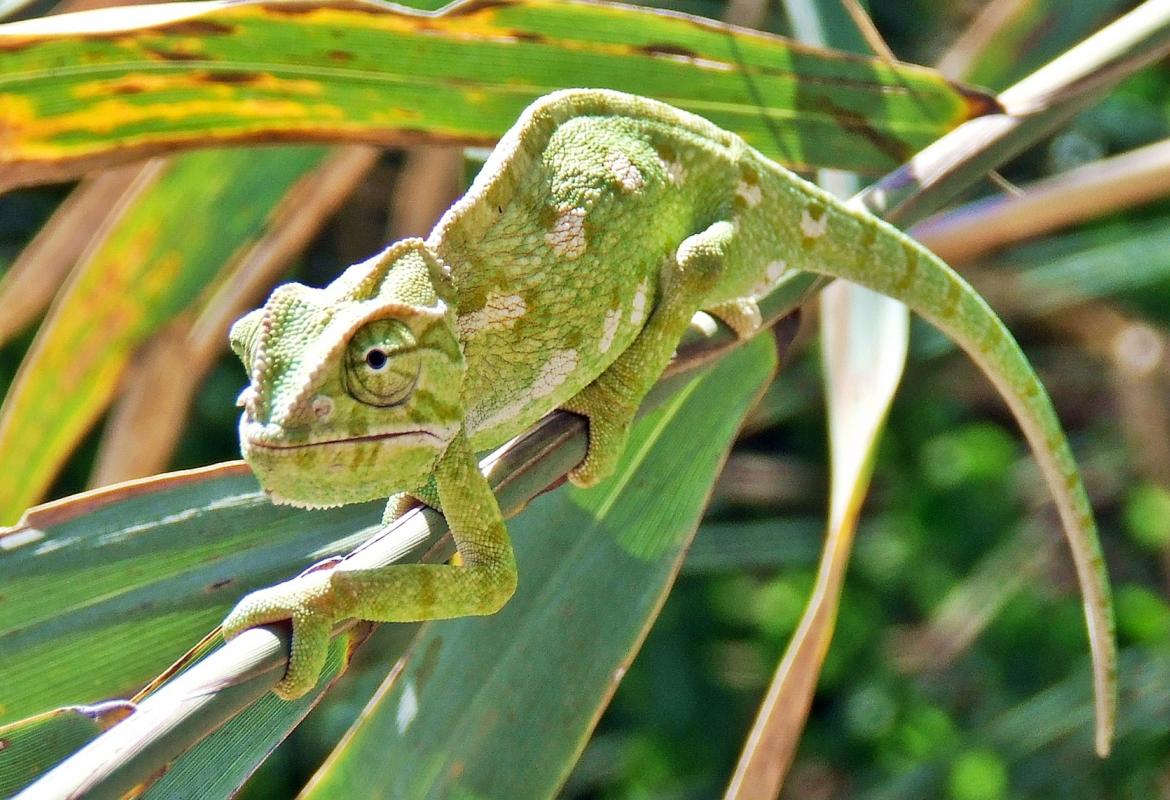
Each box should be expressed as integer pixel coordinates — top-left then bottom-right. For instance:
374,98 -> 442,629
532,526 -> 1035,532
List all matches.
429,94 -> 761,450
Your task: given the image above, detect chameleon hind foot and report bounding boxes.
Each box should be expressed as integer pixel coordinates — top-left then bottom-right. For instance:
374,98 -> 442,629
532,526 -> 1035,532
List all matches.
706,297 -> 763,337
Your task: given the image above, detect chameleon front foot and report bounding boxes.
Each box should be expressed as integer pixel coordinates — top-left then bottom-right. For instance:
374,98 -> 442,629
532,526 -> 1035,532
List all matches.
222,570 -> 339,700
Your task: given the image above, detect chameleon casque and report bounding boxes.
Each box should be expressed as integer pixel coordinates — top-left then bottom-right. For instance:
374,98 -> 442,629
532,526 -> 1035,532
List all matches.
223,89 -> 1115,750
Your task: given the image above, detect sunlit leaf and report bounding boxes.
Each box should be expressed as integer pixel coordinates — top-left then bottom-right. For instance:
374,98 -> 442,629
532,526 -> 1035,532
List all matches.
0,462 -> 384,725
0,0 -> 998,190
0,145 -> 331,523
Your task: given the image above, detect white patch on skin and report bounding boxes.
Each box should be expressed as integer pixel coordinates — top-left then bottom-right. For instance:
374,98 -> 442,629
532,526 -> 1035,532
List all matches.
662,158 -> 686,185
545,206 -> 587,259
456,292 -> 528,337
630,279 -> 649,326
472,349 -> 580,432
753,258 -> 789,295
532,349 -> 578,397
311,394 -> 334,421
735,181 -> 762,208
607,151 -> 644,192
599,307 -> 622,354
800,208 -> 829,239
397,681 -> 419,734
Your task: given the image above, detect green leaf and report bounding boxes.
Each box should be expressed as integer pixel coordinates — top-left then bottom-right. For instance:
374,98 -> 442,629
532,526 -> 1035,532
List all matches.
298,333 -> 777,798
0,145 -> 330,523
0,463 -> 384,726
0,702 -> 134,796
0,0 -> 998,189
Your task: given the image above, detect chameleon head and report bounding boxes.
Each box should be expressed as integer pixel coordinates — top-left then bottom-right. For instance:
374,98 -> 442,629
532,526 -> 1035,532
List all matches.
230,239 -> 465,508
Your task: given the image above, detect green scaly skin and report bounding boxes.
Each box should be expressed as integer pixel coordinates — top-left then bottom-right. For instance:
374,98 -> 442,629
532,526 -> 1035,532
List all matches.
222,89 -> 1115,753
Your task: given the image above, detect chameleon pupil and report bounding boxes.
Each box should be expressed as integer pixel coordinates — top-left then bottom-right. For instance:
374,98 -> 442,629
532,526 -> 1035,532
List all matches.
366,349 -> 388,370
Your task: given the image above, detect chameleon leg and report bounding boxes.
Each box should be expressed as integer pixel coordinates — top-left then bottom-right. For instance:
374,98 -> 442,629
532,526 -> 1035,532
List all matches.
382,474 -> 442,524
222,429 -> 516,699
563,221 -> 731,487
705,297 -> 763,338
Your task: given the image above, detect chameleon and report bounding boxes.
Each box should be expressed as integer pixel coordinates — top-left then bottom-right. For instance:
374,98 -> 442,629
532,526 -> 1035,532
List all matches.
222,88 -> 1115,753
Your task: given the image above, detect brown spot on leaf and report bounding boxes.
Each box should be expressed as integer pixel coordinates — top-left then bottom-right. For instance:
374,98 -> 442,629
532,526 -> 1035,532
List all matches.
158,19 -> 234,36
817,96 -> 912,167
146,48 -> 204,62
509,29 -> 546,44
640,42 -> 700,59
957,84 -> 1004,118
203,71 -> 261,85
258,1 -> 328,14
0,38 -> 35,53
0,739 -> 9,752
207,578 -> 234,592
327,49 -> 354,62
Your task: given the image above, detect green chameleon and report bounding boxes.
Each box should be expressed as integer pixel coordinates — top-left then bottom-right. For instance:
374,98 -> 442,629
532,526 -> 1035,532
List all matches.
223,89 -> 1115,752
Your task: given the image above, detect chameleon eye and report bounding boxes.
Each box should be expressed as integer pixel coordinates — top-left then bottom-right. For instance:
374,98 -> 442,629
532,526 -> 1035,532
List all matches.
344,319 -> 419,407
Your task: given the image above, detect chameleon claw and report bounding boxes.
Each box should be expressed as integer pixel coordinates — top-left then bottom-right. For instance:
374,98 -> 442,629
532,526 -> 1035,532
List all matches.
222,571 -> 339,699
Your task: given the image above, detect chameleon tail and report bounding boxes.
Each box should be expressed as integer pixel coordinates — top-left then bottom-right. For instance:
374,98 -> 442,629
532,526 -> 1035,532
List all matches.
790,188 -> 1117,756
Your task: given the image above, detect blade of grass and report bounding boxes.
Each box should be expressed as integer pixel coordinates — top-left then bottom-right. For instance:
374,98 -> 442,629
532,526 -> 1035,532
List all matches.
0,702 -> 135,796
0,145 -> 334,522
0,0 -> 998,189
0,461 -> 386,727
726,279 -> 908,800
915,138 -> 1170,264
0,163 -> 144,345
724,5 -> 908,797
937,0 -> 1126,89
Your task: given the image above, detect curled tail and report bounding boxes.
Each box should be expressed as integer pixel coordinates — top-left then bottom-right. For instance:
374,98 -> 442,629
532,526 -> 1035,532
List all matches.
790,185 -> 1117,755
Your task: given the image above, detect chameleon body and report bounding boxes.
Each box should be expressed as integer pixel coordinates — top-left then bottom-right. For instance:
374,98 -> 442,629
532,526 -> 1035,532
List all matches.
223,89 -> 1114,750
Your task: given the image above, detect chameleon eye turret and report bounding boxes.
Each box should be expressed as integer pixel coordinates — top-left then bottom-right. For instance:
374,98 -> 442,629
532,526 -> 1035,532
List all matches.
344,319 -> 420,407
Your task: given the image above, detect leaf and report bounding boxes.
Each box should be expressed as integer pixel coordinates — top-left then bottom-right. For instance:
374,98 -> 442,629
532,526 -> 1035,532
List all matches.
0,0 -> 998,190
0,164 -> 144,345
139,628 -> 361,800
939,0 -> 1130,89
298,334 -> 777,799
0,462 -> 385,726
0,145 -> 333,523
0,702 -> 134,796
725,5 -> 910,795
726,279 -> 908,799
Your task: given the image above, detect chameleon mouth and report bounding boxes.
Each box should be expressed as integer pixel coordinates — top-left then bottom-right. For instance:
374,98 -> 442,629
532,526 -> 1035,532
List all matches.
245,429 -> 445,451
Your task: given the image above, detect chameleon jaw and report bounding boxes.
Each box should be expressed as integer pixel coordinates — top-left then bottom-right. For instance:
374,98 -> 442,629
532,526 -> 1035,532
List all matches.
243,428 -> 449,452
240,420 -> 457,508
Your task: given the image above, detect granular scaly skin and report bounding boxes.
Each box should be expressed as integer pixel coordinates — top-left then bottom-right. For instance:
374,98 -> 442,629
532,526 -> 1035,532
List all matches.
221,90 -> 1114,753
